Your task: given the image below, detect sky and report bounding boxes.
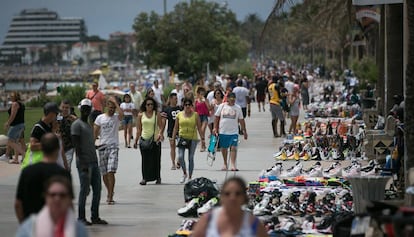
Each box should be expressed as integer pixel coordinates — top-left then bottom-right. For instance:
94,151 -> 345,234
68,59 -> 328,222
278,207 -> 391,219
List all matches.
0,0 -> 276,43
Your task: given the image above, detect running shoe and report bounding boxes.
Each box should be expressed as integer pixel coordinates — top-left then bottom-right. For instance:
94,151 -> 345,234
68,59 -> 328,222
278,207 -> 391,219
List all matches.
280,161 -> 303,177
177,197 -> 200,217
197,197 -> 219,216
342,162 -> 361,177
303,162 -> 322,177
260,162 -> 283,177
323,162 -> 342,177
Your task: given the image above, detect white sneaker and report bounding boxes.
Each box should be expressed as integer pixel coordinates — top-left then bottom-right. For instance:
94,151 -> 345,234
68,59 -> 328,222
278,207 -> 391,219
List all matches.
0,154 -> 8,161
197,197 -> 219,216
180,175 -> 187,184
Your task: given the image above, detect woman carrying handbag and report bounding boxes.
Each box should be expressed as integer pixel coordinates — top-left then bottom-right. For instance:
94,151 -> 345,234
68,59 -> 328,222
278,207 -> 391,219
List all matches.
133,97 -> 164,185
172,98 -> 203,184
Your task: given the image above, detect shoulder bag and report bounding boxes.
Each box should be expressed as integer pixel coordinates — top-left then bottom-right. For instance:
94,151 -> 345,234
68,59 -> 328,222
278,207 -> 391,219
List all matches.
21,124 -> 46,169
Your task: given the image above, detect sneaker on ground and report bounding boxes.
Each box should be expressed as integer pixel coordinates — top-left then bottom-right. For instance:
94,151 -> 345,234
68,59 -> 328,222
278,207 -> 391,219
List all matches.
180,175 -> 187,184
197,197 -> 219,216
91,218 -> 108,225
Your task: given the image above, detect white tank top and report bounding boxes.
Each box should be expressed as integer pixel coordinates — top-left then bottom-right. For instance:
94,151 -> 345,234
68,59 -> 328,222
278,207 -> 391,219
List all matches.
206,207 -> 258,237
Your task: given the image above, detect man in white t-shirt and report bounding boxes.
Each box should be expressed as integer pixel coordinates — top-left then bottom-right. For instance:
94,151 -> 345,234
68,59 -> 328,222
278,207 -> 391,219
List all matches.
284,77 -> 294,95
171,83 -> 184,106
151,80 -> 164,107
94,97 -> 124,205
232,80 -> 250,119
128,82 -> 143,114
213,93 -> 248,171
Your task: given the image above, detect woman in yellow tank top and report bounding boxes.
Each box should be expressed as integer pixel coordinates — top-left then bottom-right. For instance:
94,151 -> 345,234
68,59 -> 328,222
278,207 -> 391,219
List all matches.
172,98 -> 203,183
133,97 -> 165,185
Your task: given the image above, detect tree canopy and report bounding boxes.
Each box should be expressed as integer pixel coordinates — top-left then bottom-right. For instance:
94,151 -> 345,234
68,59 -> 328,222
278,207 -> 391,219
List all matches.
133,0 -> 247,77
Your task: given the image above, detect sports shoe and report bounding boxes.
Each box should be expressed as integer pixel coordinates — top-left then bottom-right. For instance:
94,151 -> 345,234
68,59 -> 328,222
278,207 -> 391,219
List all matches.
91,218 -> 108,225
78,219 -> 92,226
303,162 -> 322,177
260,163 -> 283,177
279,216 -> 297,232
177,197 -> 199,217
301,215 -> 317,234
323,162 -> 342,177
197,197 -> 219,216
0,154 -> 9,161
360,160 -> 379,176
180,175 -> 187,184
253,193 -> 273,216
176,219 -> 197,235
316,214 -> 334,233
280,161 -> 302,177
342,162 -> 361,177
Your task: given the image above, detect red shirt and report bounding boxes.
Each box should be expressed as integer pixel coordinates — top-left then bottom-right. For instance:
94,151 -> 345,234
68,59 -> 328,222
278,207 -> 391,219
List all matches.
85,90 -> 105,111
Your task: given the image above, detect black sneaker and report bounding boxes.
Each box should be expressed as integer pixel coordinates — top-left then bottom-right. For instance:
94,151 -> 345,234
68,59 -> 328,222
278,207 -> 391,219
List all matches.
78,219 -> 92,226
91,218 -> 108,225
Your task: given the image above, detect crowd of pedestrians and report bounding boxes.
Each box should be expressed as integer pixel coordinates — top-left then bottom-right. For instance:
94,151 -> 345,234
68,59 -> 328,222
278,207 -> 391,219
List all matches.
0,65 -> 314,236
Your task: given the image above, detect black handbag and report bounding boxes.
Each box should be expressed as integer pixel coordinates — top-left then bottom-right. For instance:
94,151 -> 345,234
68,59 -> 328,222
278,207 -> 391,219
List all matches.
139,137 -> 154,150
139,112 -> 156,151
177,137 -> 191,148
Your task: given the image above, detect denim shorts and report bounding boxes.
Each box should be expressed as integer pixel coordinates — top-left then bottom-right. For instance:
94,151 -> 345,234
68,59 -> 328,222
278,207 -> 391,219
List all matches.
7,123 -> 25,141
218,134 -> 239,149
122,115 -> 133,125
199,115 -> 209,123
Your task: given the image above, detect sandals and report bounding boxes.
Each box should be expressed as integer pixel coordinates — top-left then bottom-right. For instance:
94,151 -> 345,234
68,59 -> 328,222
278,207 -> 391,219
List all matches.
231,168 -> 239,171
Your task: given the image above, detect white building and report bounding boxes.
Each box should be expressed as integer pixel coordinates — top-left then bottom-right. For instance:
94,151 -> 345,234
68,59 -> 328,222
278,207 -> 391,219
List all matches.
0,8 -> 86,63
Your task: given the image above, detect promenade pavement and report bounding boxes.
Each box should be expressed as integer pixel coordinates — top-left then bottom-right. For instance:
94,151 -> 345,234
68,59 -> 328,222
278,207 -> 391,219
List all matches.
0,105 -> 294,237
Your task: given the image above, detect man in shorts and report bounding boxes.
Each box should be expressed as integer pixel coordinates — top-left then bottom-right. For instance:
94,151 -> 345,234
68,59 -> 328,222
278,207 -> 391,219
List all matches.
161,93 -> 182,169
268,76 -> 285,137
94,97 -> 123,205
213,92 -> 248,171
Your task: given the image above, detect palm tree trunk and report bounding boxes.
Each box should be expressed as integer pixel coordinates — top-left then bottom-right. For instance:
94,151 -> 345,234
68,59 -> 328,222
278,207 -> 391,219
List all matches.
385,4 -> 404,113
405,0 -> 414,197
377,5 -> 385,115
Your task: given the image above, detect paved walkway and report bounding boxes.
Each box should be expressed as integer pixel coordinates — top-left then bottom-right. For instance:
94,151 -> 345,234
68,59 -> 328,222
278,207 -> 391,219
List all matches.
0,104 -> 295,237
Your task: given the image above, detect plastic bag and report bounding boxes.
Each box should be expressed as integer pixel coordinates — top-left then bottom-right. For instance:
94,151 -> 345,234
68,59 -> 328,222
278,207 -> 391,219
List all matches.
183,177 -> 219,202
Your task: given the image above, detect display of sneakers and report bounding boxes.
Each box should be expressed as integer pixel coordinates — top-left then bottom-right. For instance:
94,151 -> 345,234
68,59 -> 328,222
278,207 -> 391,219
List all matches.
197,197 -> 219,216
280,161 -> 303,177
322,162 -> 342,177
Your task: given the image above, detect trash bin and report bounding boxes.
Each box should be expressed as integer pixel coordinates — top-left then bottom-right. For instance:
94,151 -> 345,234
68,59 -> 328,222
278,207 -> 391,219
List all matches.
348,176 -> 390,214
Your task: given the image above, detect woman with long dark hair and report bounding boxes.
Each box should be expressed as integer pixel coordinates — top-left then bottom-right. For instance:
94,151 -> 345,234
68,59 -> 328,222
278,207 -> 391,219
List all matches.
172,98 -> 203,183
133,97 -> 165,185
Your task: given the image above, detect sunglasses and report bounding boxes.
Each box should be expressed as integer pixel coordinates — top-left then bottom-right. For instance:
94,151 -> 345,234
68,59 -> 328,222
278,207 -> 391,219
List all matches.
146,103 -> 154,106
47,192 -> 69,199
222,191 -> 244,197
184,104 -> 192,106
